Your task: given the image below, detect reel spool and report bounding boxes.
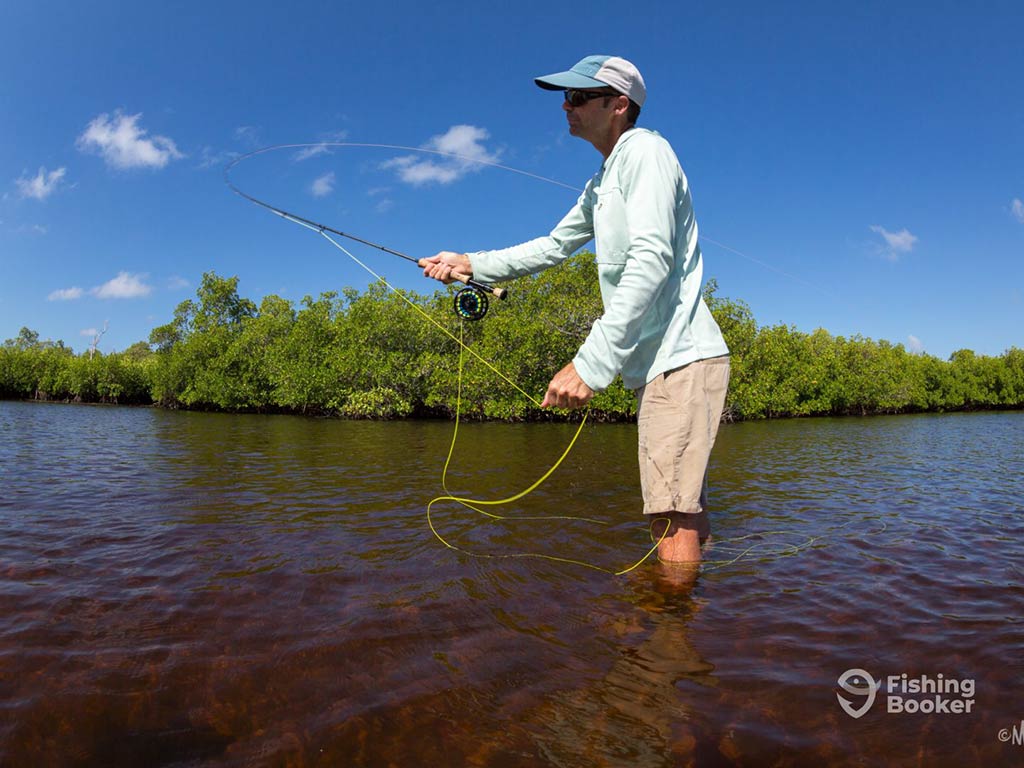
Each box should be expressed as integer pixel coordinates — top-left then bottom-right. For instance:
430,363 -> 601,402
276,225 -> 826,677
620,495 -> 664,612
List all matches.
453,287 -> 489,321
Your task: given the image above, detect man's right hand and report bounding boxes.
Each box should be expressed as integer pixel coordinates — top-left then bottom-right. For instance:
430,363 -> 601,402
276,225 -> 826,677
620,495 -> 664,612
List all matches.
421,251 -> 472,284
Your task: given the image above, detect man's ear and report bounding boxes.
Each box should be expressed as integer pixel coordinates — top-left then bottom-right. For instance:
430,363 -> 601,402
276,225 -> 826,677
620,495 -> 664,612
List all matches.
614,94 -> 630,118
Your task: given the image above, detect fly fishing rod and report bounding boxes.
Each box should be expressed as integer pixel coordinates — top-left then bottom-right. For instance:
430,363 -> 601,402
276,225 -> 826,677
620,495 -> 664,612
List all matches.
224,148 -> 507,320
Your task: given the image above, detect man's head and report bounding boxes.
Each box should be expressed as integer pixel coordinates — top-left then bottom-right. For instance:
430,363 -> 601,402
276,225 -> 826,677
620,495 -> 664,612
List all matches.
534,55 -> 645,125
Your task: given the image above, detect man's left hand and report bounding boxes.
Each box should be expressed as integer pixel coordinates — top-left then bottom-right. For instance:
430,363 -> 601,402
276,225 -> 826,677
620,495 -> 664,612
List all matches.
541,362 -> 594,409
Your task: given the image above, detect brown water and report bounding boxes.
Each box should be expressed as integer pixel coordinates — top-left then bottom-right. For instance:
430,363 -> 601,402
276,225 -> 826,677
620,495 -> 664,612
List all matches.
1,400 -> 1022,767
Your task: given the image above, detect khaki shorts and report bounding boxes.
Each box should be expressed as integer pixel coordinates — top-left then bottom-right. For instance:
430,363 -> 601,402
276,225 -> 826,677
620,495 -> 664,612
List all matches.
636,356 -> 730,536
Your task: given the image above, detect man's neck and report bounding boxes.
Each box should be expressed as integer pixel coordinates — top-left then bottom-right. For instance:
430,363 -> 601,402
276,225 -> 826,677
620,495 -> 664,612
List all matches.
592,124 -> 634,159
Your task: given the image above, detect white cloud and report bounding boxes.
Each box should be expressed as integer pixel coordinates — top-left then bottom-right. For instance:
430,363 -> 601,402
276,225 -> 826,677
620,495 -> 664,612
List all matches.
91,272 -> 152,299
16,166 -> 67,200
311,171 -> 335,197
292,131 -> 350,162
294,144 -> 329,162
234,125 -> 262,147
197,146 -> 240,169
77,112 -> 184,170
48,286 -> 83,301
907,335 -> 924,354
48,273 -> 152,301
167,275 -> 190,290
870,225 -> 918,261
367,186 -> 393,213
80,328 -> 98,338
1012,198 -> 1024,223
382,125 -> 501,186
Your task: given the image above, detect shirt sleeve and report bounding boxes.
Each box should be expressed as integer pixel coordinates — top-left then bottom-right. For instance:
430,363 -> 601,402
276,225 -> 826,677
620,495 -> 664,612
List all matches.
573,138 -> 682,390
469,185 -> 595,284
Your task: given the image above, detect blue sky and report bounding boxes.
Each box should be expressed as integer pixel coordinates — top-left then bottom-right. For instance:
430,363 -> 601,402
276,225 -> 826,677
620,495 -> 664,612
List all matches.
2,0 -> 1021,359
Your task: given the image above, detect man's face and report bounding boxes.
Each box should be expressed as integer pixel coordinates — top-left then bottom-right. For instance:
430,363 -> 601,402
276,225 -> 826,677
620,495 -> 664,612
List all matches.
563,89 -> 621,142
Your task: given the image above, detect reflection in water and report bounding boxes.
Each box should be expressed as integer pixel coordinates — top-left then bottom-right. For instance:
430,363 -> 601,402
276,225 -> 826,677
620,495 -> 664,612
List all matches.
1,402 -> 1022,766
528,572 -> 717,767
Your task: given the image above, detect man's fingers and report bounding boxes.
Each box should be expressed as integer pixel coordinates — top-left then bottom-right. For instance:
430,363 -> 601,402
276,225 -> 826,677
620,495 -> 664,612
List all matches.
422,252 -> 469,284
541,361 -> 594,409
422,261 -> 454,283
541,389 -> 577,409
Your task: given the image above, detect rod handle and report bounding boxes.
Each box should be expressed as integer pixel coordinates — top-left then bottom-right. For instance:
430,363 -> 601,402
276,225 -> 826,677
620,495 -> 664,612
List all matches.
417,259 -> 508,300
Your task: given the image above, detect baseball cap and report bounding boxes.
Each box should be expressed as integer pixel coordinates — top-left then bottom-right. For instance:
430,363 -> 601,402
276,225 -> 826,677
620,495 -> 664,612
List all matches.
534,55 -> 647,108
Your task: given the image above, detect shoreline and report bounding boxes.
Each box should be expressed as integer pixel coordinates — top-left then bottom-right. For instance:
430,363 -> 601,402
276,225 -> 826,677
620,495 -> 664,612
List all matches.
4,395 -> 1021,424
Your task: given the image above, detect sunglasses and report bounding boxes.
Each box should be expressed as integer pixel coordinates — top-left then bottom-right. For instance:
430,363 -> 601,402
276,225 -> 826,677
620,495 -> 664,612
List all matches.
563,89 -> 620,107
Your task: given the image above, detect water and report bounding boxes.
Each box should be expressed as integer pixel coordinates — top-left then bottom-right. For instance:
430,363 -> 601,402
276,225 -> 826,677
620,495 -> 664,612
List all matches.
1,400 -> 1022,766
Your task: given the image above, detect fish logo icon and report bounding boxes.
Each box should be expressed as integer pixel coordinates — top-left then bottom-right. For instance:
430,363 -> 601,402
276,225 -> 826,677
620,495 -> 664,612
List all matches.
837,668 -> 879,719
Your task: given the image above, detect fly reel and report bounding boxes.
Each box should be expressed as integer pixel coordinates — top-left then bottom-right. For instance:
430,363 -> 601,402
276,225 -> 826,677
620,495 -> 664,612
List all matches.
453,287 -> 489,321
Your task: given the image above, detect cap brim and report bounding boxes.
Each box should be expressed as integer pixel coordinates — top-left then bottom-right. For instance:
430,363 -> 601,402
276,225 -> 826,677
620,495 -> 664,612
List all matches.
534,70 -> 607,91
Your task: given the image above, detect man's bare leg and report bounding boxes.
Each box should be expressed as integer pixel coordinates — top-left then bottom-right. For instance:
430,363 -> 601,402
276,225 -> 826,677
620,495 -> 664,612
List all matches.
652,512 -> 703,564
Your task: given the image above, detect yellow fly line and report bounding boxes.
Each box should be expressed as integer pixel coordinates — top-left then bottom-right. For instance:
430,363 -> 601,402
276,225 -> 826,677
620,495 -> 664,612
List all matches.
425,324 -> 667,576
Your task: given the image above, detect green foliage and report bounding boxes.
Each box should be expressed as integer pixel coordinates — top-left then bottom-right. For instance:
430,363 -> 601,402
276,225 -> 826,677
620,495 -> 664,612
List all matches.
266,293 -> 340,412
339,387 -> 414,419
2,260 -> 1022,420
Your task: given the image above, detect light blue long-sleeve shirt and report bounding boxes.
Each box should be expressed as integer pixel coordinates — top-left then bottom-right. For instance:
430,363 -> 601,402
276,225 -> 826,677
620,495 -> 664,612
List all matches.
470,127 -> 729,391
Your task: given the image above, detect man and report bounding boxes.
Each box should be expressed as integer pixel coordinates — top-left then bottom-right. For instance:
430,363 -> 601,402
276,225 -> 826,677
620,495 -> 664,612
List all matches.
422,55 -> 730,566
